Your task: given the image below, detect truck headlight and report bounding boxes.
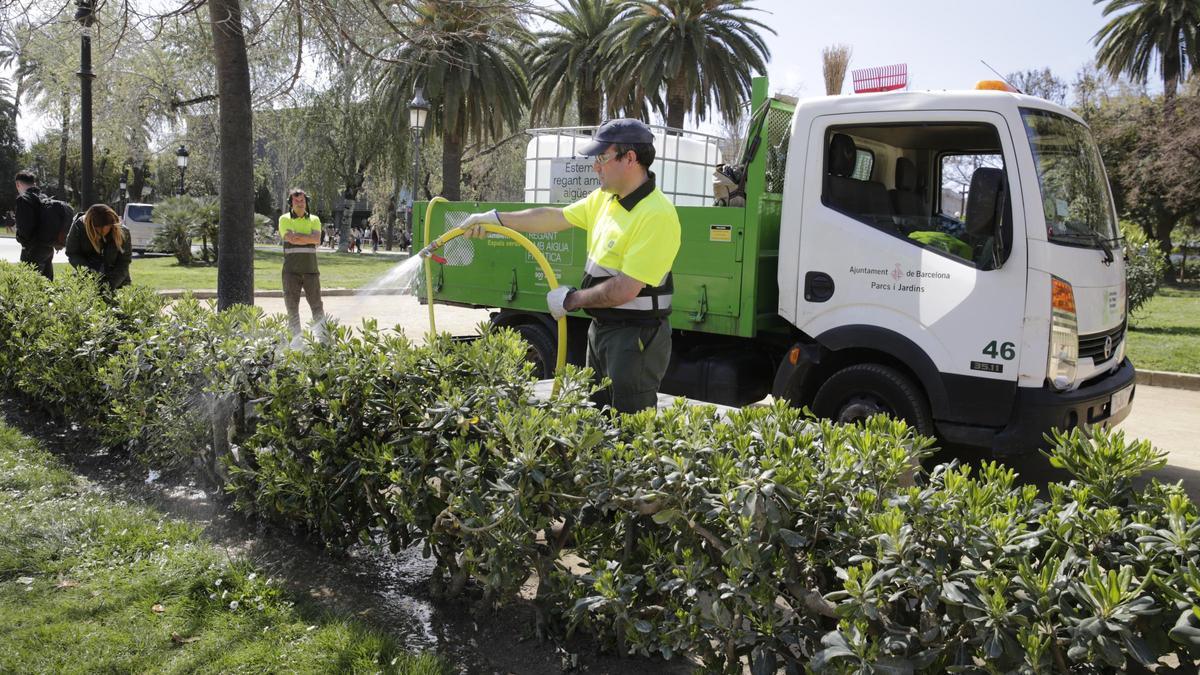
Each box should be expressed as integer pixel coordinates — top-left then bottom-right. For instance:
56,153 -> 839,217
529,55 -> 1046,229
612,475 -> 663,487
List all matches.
1048,276 -> 1078,390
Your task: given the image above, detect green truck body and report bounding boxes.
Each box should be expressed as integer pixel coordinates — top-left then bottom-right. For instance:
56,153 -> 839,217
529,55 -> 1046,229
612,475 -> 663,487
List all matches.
413,78 -> 792,342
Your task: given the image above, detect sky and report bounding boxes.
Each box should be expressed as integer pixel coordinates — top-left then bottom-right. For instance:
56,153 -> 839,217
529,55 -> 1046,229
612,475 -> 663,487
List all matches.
10,0 -> 1119,143
753,0 -> 1112,99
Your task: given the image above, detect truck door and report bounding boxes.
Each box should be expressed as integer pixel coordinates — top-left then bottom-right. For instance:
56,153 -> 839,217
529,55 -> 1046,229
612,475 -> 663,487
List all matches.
781,111 -> 1029,429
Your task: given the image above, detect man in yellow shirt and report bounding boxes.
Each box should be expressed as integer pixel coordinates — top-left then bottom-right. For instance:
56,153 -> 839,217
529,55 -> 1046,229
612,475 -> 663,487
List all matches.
460,119 -> 681,412
278,188 -> 324,335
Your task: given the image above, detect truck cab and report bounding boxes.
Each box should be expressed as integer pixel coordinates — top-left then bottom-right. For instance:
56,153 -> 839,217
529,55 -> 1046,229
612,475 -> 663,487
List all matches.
772,85 -> 1134,452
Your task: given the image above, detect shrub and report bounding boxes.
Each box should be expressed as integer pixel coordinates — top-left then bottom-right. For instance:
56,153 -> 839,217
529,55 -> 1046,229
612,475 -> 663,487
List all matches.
1,261 -> 1197,673
151,196 -> 197,264
1123,222 -> 1165,316
254,213 -> 278,244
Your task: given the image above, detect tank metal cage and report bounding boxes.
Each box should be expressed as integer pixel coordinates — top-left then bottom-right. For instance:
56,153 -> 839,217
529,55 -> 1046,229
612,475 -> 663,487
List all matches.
523,124 -> 726,207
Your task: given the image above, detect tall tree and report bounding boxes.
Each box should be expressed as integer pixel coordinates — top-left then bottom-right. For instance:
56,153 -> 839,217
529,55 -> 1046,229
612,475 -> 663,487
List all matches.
1088,83 -> 1200,279
0,23 -> 32,126
1092,0 -> 1200,108
1006,67 -> 1068,104
0,78 -> 18,214
527,0 -> 621,126
606,0 -> 772,129
208,0 -> 255,308
376,1 -> 529,201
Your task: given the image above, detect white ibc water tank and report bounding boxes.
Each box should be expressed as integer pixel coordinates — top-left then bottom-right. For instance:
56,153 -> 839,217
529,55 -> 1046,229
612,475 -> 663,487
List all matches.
524,127 -> 723,207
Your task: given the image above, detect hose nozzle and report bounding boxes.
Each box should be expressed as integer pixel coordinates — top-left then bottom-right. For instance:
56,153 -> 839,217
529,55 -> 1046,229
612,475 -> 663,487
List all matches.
418,241 -> 447,265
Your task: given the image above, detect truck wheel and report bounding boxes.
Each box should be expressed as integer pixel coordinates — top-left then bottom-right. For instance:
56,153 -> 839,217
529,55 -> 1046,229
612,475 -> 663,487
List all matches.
513,323 -> 556,379
812,363 -> 934,436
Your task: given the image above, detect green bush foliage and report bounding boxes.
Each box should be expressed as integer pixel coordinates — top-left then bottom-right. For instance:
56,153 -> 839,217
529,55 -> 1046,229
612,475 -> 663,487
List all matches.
1,261 -> 1198,673
1123,222 -> 1166,316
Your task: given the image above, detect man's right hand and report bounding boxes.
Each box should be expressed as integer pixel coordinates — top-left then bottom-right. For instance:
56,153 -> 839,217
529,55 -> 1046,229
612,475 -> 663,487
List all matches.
458,209 -> 501,239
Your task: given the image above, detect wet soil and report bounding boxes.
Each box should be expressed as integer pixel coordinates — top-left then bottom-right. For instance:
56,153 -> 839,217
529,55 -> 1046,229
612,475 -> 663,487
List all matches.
3,399 -> 693,674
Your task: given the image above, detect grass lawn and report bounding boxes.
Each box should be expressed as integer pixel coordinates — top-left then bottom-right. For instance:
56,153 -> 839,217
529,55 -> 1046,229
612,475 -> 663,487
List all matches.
52,248 -> 404,291
0,421 -> 448,674
1126,285 -> 1200,374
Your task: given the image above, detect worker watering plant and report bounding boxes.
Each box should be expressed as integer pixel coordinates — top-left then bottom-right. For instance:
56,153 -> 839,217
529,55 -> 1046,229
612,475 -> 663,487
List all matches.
459,119 -> 681,413
279,188 -> 325,336
65,203 -> 132,290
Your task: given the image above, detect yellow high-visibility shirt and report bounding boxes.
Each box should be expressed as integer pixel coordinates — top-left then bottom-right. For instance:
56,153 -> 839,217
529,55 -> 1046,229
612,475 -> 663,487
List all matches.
279,212 -> 321,274
562,176 -> 680,287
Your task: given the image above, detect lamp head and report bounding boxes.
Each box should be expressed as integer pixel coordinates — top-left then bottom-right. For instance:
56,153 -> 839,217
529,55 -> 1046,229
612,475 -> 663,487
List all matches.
74,0 -> 96,27
408,87 -> 430,131
175,144 -> 189,169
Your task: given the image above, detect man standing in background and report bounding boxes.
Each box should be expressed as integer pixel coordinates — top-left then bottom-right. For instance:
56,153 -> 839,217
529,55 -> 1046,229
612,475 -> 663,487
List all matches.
278,188 -> 324,336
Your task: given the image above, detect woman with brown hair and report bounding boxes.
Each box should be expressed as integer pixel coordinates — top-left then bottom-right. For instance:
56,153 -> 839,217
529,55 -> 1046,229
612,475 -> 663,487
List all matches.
65,204 -> 133,290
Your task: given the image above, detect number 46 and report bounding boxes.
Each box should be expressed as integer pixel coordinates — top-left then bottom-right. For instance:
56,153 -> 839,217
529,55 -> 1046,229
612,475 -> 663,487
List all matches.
982,340 -> 1016,361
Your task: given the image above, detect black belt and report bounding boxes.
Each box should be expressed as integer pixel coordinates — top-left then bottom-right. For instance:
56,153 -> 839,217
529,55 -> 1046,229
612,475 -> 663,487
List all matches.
591,316 -> 667,328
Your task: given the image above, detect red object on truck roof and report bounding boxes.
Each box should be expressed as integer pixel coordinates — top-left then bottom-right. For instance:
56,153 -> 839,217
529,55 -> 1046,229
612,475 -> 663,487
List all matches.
852,64 -> 908,93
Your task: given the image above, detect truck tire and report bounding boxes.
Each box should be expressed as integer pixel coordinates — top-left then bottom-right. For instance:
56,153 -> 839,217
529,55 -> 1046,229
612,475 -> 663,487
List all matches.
514,323 -> 556,379
811,363 -> 934,437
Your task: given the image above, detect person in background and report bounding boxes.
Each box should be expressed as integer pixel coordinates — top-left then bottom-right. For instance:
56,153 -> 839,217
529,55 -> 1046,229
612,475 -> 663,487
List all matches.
65,204 -> 132,290
279,188 -> 325,335
2,210 -> 14,234
13,170 -> 54,280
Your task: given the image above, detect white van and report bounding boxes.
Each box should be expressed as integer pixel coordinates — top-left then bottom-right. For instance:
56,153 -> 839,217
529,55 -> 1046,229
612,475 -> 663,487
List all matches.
121,203 -> 162,253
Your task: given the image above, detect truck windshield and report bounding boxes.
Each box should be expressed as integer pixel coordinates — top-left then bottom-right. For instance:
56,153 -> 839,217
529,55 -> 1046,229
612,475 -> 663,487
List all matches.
1020,109 -> 1119,248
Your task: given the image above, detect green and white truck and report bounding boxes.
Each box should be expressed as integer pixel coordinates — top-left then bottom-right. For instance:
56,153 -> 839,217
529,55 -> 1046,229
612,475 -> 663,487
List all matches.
414,77 -> 1135,454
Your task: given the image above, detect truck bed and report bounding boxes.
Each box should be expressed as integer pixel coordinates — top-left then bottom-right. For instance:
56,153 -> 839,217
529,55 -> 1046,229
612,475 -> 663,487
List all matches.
413,199 -> 783,338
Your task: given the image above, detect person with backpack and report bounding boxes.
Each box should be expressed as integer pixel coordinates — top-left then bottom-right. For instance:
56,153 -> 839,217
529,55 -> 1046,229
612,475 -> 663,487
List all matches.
65,204 -> 132,291
13,170 -> 55,280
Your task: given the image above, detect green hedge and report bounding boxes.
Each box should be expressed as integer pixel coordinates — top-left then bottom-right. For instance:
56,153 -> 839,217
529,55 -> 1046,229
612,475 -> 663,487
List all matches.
1,262 -> 1199,673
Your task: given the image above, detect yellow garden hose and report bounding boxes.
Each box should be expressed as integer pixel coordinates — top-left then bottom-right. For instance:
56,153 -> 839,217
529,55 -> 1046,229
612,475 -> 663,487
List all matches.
423,197 -> 448,335
420,198 -> 568,379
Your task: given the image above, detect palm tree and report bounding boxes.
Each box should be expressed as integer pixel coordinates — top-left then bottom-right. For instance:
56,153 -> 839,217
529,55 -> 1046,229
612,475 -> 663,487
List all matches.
1092,0 -> 1200,107
376,1 -> 529,201
605,0 -> 772,129
527,0 -> 623,126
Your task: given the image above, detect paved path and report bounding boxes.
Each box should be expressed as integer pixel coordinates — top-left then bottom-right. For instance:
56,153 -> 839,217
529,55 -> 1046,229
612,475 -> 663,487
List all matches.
0,236 -> 68,264
1120,385 -> 1200,502
256,292 -> 493,343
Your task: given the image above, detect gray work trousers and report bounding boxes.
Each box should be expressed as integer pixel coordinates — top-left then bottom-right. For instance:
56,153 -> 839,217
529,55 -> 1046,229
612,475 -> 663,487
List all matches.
586,317 -> 671,413
282,271 -> 324,335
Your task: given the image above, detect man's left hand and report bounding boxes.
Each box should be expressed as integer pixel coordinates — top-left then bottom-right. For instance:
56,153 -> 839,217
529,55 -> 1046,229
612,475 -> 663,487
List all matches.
546,286 -> 575,319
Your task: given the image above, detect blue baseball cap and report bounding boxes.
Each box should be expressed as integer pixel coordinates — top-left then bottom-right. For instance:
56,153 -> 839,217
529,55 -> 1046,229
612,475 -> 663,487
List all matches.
577,118 -> 655,157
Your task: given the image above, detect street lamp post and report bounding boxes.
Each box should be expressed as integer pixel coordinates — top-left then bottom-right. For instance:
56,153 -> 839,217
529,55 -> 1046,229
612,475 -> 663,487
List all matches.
175,144 -> 189,195
118,172 -> 127,214
408,86 -> 430,250
75,0 -> 96,208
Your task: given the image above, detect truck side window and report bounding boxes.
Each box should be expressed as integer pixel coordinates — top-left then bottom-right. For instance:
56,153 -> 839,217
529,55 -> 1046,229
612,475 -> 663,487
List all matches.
939,154 -> 1002,220
822,123 -> 1011,270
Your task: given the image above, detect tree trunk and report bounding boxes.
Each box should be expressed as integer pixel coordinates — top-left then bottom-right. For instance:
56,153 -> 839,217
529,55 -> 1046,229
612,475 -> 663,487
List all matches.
578,89 -> 602,127
57,95 -> 69,199
129,163 -> 148,202
11,75 -> 22,128
1156,214 -> 1177,281
1162,32 -> 1181,120
208,0 -> 255,309
665,77 -> 688,130
442,129 -> 463,201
